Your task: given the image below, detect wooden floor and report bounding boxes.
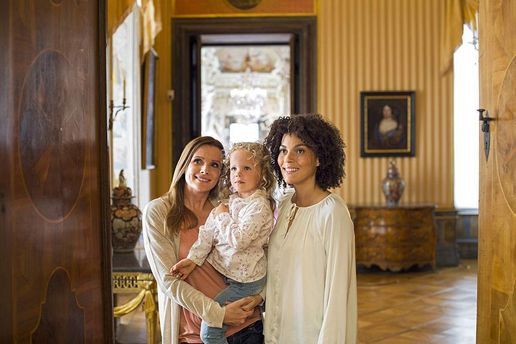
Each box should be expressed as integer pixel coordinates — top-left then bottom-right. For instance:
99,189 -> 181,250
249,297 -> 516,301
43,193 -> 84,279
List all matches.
357,260 -> 477,343
116,260 -> 477,344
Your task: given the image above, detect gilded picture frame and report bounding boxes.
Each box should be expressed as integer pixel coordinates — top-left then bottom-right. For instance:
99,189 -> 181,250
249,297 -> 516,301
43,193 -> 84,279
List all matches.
360,91 -> 416,157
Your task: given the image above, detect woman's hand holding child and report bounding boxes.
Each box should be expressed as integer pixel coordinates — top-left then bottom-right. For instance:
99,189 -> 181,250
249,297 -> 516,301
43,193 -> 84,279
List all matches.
222,297 -> 255,326
241,294 -> 263,312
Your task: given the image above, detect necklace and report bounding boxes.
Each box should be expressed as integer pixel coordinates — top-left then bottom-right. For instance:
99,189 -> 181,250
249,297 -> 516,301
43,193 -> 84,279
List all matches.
285,203 -> 299,237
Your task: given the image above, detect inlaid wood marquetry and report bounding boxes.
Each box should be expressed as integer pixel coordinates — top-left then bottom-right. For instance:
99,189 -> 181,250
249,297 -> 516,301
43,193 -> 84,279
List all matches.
31,268 -> 85,343
478,0 -> 516,341
19,50 -> 85,221
3,0 -> 112,341
495,58 -> 516,214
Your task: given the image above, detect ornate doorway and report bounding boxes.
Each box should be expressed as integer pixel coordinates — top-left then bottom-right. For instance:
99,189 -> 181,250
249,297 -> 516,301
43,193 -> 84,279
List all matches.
171,17 -> 316,165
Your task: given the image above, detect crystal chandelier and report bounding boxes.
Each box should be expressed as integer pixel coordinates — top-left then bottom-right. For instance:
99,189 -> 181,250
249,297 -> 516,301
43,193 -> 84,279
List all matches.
229,69 -> 267,121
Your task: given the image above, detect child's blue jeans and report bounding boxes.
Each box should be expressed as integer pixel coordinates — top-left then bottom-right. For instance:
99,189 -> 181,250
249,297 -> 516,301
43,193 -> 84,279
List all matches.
200,275 -> 266,344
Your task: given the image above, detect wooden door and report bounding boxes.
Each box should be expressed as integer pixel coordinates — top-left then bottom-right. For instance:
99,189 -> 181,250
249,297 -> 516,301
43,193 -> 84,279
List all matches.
0,0 -> 113,342
477,0 -> 516,342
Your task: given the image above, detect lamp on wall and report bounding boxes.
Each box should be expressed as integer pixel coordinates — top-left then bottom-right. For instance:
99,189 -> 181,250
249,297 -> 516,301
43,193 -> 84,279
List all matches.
108,60 -> 130,131
108,97 -> 130,131
108,76 -> 130,131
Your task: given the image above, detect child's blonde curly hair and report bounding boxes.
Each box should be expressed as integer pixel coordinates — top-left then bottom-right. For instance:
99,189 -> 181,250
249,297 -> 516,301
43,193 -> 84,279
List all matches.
220,142 -> 276,203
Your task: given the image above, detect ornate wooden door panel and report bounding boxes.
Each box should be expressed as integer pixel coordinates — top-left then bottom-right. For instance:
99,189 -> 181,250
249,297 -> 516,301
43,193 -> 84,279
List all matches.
477,0 -> 516,342
0,0 -> 113,342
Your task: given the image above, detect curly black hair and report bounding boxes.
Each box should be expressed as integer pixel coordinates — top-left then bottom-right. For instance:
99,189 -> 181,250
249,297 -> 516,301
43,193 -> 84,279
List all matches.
264,114 -> 346,191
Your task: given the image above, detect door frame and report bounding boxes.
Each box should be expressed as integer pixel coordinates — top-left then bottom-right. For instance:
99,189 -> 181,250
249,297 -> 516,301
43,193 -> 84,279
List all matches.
171,16 -> 317,166
98,0 -> 115,339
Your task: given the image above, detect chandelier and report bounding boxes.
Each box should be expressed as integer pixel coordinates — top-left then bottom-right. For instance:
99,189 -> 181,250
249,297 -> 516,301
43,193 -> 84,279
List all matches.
229,69 -> 267,121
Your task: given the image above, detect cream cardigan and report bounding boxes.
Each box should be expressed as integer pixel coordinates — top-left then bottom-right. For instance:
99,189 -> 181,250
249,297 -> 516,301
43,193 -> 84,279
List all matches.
142,197 -> 225,344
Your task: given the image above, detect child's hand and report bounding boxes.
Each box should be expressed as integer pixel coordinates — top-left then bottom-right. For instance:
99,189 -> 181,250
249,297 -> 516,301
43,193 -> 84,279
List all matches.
171,258 -> 196,280
213,202 -> 229,216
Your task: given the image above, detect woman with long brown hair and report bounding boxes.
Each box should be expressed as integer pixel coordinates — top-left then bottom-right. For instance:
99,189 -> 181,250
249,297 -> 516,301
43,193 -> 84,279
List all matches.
143,136 -> 263,343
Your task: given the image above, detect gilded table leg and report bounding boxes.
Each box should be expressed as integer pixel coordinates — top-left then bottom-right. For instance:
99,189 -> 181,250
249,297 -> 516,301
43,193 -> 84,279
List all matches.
139,275 -> 158,344
113,272 -> 158,343
144,299 -> 157,344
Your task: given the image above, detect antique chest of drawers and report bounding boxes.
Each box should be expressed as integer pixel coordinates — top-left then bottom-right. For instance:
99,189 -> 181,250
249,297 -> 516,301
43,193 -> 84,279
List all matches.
349,205 -> 436,271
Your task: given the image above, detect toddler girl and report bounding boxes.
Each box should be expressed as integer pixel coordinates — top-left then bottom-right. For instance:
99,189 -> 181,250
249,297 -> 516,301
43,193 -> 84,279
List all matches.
171,142 -> 275,344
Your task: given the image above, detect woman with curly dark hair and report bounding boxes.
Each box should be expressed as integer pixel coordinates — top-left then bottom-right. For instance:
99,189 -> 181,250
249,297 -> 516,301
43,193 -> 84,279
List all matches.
262,114 -> 357,343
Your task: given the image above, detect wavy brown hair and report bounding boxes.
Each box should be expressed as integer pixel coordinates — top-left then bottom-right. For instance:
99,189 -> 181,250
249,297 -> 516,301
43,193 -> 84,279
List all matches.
220,142 -> 276,205
264,114 -> 346,190
163,136 -> 224,236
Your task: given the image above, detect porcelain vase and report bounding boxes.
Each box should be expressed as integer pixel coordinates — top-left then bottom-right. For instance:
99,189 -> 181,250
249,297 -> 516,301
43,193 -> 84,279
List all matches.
111,170 -> 142,252
382,160 -> 406,206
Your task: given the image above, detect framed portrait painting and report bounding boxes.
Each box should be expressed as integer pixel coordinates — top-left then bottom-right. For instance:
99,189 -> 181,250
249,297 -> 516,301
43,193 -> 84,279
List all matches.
142,48 -> 158,169
360,91 -> 415,157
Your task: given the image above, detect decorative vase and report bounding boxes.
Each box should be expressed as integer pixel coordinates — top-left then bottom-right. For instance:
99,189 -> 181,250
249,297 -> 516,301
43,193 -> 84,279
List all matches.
382,160 -> 406,207
111,170 -> 142,252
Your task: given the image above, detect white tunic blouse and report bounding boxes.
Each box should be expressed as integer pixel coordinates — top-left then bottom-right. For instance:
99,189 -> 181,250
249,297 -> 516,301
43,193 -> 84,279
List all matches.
188,189 -> 274,283
264,192 -> 357,344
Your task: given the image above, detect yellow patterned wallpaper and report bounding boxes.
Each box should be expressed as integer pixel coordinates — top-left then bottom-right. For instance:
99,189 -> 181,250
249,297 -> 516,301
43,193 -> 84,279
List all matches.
152,0 -> 454,207
319,0 -> 454,207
